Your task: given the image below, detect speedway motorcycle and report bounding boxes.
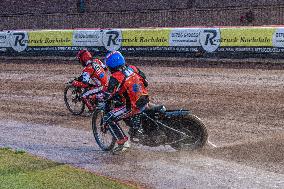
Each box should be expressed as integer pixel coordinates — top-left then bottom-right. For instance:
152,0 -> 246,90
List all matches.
92,104 -> 208,151
64,78 -> 98,115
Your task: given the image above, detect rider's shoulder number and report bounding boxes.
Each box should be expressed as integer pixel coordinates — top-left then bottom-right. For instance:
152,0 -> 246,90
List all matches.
92,63 -> 101,71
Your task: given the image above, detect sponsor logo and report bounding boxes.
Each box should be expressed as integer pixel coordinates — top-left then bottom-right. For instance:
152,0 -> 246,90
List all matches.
170,29 -> 200,46
0,32 -> 9,48
121,29 -> 170,47
99,73 -> 104,79
9,31 -> 28,52
28,30 -> 73,47
220,28 -> 273,47
93,63 -> 101,71
273,28 -> 284,48
73,30 -> 103,46
132,83 -> 141,93
102,30 -> 122,51
199,29 -> 221,52
74,32 -> 100,40
0,35 -> 6,42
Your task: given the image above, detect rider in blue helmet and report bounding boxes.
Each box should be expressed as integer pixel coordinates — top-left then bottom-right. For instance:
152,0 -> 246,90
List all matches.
105,51 -> 125,72
101,51 -> 149,154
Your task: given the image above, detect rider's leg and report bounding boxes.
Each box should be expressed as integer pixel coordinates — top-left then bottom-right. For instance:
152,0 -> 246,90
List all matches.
128,114 -> 145,142
107,120 -> 130,154
127,104 -> 149,139
104,106 -> 131,144
107,119 -> 128,144
82,96 -> 94,112
82,89 -> 95,112
82,88 -> 103,112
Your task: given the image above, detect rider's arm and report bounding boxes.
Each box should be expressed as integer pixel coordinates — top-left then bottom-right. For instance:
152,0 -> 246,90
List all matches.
136,67 -> 146,79
81,72 -> 91,84
72,72 -> 90,88
136,67 -> 149,88
104,76 -> 120,100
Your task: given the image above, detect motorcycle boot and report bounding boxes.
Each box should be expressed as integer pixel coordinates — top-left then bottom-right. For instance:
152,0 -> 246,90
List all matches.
112,139 -> 130,155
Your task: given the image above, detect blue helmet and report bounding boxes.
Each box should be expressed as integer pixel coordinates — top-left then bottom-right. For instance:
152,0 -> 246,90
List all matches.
105,51 -> 125,69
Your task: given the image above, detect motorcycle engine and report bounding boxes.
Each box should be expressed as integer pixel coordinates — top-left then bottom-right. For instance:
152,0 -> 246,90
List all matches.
141,129 -> 168,147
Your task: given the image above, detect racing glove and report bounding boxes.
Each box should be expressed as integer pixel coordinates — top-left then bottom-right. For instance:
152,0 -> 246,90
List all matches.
72,80 -> 88,88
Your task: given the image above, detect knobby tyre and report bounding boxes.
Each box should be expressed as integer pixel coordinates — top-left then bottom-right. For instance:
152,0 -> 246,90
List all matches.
92,110 -> 116,151
64,85 -> 85,115
169,114 -> 208,150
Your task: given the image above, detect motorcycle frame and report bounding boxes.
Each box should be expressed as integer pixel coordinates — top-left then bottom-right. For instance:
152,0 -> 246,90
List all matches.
140,111 -> 194,145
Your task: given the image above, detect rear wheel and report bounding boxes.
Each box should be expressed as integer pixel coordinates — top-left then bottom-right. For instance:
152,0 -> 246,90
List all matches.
169,114 -> 208,150
92,110 -> 116,151
64,85 -> 85,115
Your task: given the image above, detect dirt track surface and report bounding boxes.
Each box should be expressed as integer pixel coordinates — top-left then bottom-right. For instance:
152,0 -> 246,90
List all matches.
0,60 -> 283,188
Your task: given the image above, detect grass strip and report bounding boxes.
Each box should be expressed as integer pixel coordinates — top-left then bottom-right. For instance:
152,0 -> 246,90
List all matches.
0,148 -> 137,189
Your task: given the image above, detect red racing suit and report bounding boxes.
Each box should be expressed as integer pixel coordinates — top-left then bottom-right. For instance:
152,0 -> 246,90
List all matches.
72,58 -> 109,111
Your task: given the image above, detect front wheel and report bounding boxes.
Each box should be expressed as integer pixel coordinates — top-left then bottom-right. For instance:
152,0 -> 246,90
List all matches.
92,110 -> 116,151
169,114 -> 208,150
64,85 -> 85,115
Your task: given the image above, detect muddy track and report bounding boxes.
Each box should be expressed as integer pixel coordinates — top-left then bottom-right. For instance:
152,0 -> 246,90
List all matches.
0,60 -> 283,188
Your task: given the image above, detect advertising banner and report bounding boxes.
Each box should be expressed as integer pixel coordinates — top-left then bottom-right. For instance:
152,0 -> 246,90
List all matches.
28,30 -> 73,47
0,32 -> 9,52
220,28 -> 275,47
273,28 -> 284,48
121,28 -> 170,47
1,27 -> 284,58
215,27 -> 284,54
166,28 -> 202,53
0,32 -> 9,47
169,28 -> 200,47
72,30 -> 103,47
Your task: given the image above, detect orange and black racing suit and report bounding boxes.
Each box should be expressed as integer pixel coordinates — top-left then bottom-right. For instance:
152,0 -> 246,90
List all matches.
104,65 -> 149,144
